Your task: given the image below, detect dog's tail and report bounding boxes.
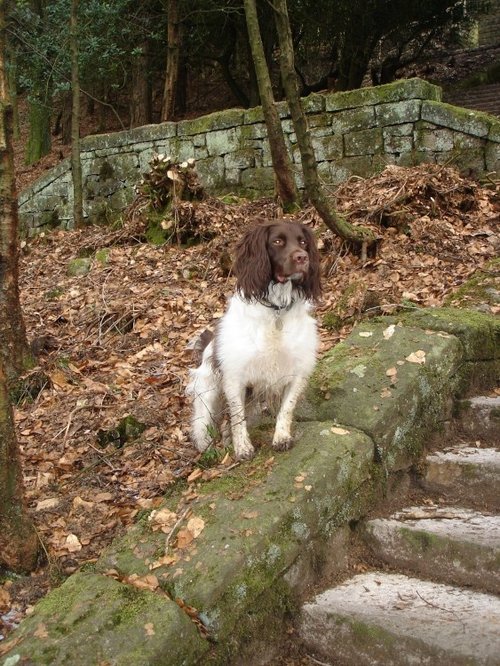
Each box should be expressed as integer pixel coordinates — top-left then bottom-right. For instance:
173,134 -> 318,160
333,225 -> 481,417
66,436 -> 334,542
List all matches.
186,328 -> 214,366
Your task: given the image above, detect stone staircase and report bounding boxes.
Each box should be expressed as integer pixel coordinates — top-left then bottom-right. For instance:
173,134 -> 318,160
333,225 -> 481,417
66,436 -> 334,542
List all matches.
444,83 -> 500,117
283,396 -> 500,665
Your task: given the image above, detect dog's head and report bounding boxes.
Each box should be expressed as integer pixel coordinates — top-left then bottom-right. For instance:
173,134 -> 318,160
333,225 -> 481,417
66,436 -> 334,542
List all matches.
233,221 -> 321,302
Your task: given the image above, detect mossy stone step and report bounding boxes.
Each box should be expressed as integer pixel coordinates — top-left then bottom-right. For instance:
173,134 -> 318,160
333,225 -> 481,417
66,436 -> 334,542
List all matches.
0,572 -> 208,666
425,446 -> 500,510
299,572 -> 500,666
362,506 -> 500,593
455,395 -> 500,442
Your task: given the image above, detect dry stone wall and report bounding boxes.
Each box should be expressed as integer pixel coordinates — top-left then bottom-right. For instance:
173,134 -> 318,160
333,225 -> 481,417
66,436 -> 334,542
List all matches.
19,78 -> 500,234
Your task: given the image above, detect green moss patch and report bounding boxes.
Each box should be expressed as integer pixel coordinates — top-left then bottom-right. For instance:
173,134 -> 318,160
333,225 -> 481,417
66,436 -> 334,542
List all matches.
2,573 -> 207,665
300,321 -> 463,468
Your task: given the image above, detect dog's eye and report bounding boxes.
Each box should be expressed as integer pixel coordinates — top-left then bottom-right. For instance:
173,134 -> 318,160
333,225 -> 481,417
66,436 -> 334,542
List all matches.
299,238 -> 307,246
273,238 -> 284,245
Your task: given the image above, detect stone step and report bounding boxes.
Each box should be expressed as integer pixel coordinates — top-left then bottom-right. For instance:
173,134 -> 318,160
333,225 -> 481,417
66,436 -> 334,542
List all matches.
362,506 -> 500,594
425,446 -> 500,509
445,83 -> 500,116
299,572 -> 500,666
456,395 -> 500,441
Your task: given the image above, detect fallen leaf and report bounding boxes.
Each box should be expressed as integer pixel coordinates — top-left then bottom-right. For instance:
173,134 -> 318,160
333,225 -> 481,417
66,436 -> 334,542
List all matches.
383,324 -> 396,340
385,367 -> 398,378
65,534 -> 82,552
72,496 -> 94,511
358,331 -> 373,338
126,574 -> 159,592
144,622 -> 155,636
35,497 -> 60,511
405,350 -> 426,364
241,511 -> 259,520
221,452 -> 232,465
34,623 -> 49,639
176,528 -> 194,549
94,492 -> 114,503
186,516 -> 205,538
49,370 -> 70,389
331,426 -> 350,435
150,554 -> 178,570
0,587 -> 11,611
148,507 -> 177,529
187,468 -> 203,483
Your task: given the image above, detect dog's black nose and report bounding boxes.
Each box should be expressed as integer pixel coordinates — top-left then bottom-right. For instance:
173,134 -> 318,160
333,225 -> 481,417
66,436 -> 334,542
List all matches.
293,250 -> 308,264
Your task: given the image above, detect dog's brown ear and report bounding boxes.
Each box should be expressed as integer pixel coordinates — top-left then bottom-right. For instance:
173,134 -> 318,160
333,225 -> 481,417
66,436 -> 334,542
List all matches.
301,225 -> 322,302
233,223 -> 273,300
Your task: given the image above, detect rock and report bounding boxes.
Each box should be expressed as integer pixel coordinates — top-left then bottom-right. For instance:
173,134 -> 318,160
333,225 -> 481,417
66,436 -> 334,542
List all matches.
0,572 -> 208,665
363,506 -> 500,593
67,257 -> 92,276
425,446 -> 500,510
300,572 -> 500,665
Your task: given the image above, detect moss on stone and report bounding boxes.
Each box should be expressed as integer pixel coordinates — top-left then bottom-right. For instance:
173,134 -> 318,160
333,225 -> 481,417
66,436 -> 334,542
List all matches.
67,257 -> 92,277
399,527 -> 441,552
394,307 -> 499,361
445,260 -> 500,310
40,209 -> 60,229
94,248 -> 109,264
421,100 -> 492,138
2,573 -> 208,665
325,79 -> 440,113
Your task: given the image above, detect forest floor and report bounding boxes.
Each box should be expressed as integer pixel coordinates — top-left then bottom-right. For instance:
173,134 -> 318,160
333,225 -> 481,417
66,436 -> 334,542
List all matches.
0,162 -> 499,645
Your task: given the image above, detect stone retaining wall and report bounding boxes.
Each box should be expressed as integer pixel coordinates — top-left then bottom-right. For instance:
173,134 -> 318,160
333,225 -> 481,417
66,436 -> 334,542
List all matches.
19,78 -> 500,235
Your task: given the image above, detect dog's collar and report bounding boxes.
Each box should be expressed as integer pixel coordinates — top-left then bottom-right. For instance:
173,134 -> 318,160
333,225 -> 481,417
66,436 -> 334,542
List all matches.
259,279 -> 301,312
257,298 -> 296,313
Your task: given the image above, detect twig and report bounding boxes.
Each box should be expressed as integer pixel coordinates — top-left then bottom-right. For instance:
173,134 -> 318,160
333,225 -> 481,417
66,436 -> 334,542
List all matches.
165,506 -> 191,552
416,590 -> 454,613
88,442 -> 118,470
305,654 -> 333,666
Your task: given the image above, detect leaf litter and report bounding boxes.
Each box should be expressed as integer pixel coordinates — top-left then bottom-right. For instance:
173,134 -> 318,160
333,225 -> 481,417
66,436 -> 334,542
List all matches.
1,163 -> 498,638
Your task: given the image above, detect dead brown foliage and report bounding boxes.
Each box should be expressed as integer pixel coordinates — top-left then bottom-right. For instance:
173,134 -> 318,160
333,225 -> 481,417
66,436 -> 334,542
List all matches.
1,164 -> 498,638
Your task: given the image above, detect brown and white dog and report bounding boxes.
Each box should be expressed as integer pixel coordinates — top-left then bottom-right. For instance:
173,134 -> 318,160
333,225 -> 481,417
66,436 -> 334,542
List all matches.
187,221 -> 321,460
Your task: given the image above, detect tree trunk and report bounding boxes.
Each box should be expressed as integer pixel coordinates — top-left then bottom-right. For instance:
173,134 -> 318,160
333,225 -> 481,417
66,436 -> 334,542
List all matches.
161,0 -> 182,121
0,362 -> 39,572
0,2 -> 39,574
337,34 -> 380,91
70,0 -> 83,227
59,91 -> 72,144
245,35 -> 260,108
130,40 -> 152,128
243,0 -> 299,212
218,25 -> 250,109
0,60 -> 33,385
175,54 -> 187,116
272,0 -> 376,251
7,44 -> 19,140
25,96 -> 51,165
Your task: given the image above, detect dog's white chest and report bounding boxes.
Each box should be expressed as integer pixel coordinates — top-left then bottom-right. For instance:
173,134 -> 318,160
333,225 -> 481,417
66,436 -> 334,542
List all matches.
216,296 -> 318,391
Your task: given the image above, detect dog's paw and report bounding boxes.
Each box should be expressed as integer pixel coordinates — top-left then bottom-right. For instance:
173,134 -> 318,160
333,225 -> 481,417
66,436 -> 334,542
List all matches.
272,436 -> 294,452
234,439 -> 255,460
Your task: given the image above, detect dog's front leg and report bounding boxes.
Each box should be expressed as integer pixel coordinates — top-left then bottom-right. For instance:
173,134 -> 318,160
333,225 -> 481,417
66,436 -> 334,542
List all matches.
222,377 -> 255,460
272,376 -> 307,451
